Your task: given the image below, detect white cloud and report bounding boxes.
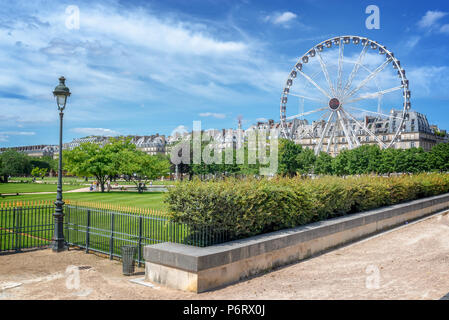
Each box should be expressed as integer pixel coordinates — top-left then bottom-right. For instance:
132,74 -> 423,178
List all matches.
407,65 -> 449,98
0,1 -> 286,135
417,10 -> 447,29
264,11 -> 297,26
0,131 -> 35,142
78,7 -> 248,57
199,112 -> 226,119
71,128 -> 120,136
170,125 -> 189,136
273,12 -> 297,24
256,117 -> 268,122
440,24 -> 449,34
0,131 -> 36,135
404,36 -> 421,49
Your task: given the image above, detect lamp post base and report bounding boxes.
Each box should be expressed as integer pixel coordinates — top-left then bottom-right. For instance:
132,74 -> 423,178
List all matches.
51,240 -> 68,252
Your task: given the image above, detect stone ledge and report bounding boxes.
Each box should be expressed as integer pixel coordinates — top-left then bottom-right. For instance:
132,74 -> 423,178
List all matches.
144,192 -> 449,292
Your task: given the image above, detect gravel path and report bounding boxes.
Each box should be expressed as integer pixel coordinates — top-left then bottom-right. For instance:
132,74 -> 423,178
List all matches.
1,211 -> 448,300
1,187 -> 91,196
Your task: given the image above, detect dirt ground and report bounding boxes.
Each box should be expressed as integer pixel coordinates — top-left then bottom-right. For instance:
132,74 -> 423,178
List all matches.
1,211 -> 449,300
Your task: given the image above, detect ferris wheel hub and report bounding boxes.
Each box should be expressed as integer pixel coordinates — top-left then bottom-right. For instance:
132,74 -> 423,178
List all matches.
329,98 -> 341,111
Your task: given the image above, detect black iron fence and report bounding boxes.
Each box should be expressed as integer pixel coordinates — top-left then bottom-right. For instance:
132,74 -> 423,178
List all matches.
0,201 -> 54,252
0,201 -> 229,264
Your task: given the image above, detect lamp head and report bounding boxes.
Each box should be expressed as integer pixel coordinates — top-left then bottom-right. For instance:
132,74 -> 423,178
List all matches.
53,76 -> 71,110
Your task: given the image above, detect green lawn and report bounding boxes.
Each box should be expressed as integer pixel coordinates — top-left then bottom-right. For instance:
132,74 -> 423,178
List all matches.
0,191 -> 168,211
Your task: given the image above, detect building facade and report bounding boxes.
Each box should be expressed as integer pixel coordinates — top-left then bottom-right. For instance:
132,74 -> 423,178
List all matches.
0,145 -> 57,158
248,109 -> 448,156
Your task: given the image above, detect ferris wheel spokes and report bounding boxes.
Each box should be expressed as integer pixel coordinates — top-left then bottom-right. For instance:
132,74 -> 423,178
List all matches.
297,69 -> 332,99
344,57 -> 392,100
344,105 -> 406,121
302,111 -> 331,139
341,111 -> 361,147
336,110 -> 354,149
285,107 -> 328,121
340,108 -> 388,148
336,38 -> 345,96
326,123 -> 336,153
287,91 -> 326,103
315,112 -> 335,153
343,85 -> 404,105
316,49 -> 336,97
342,42 -> 369,96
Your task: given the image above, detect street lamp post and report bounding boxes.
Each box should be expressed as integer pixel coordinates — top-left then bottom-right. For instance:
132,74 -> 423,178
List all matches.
51,76 -> 71,252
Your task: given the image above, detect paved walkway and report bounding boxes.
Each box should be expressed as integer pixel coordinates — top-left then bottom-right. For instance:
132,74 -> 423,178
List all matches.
1,187 -> 91,196
1,185 -> 170,196
1,211 -> 448,300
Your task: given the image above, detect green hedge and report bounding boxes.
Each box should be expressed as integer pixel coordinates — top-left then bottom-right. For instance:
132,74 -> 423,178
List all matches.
165,173 -> 449,240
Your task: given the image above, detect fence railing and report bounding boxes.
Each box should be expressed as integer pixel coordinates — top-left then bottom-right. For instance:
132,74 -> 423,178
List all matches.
0,201 -> 229,264
0,201 -> 54,252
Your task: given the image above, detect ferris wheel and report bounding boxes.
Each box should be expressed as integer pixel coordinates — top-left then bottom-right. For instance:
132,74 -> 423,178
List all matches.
280,35 -> 410,155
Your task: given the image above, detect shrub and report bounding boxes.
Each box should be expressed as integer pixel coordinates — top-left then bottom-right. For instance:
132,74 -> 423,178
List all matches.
165,173 -> 449,241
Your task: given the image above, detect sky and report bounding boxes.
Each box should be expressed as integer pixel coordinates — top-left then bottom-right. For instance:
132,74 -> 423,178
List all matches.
0,0 -> 449,147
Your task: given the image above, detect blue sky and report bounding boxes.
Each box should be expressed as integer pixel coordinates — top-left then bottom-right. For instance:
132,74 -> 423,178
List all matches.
0,0 -> 449,147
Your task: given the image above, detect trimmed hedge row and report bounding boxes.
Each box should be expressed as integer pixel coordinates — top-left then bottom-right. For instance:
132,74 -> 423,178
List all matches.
165,173 -> 449,240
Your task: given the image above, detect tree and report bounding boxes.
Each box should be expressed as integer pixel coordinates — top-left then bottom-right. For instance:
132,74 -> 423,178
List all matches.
296,148 -> 316,175
278,139 -> 303,177
314,152 -> 334,175
332,149 -> 350,176
121,151 -> 171,193
31,167 -> 48,180
378,148 -> 400,174
428,143 -> 449,172
403,147 -> 429,173
343,144 -> 382,175
64,137 -> 134,192
41,155 -> 58,177
0,150 -> 31,183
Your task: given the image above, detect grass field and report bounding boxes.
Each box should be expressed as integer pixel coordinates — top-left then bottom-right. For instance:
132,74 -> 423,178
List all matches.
0,191 -> 168,210
0,183 -> 84,194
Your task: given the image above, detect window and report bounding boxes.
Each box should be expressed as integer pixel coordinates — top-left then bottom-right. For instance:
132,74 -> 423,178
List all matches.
411,142 -> 415,148
365,136 -> 369,142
